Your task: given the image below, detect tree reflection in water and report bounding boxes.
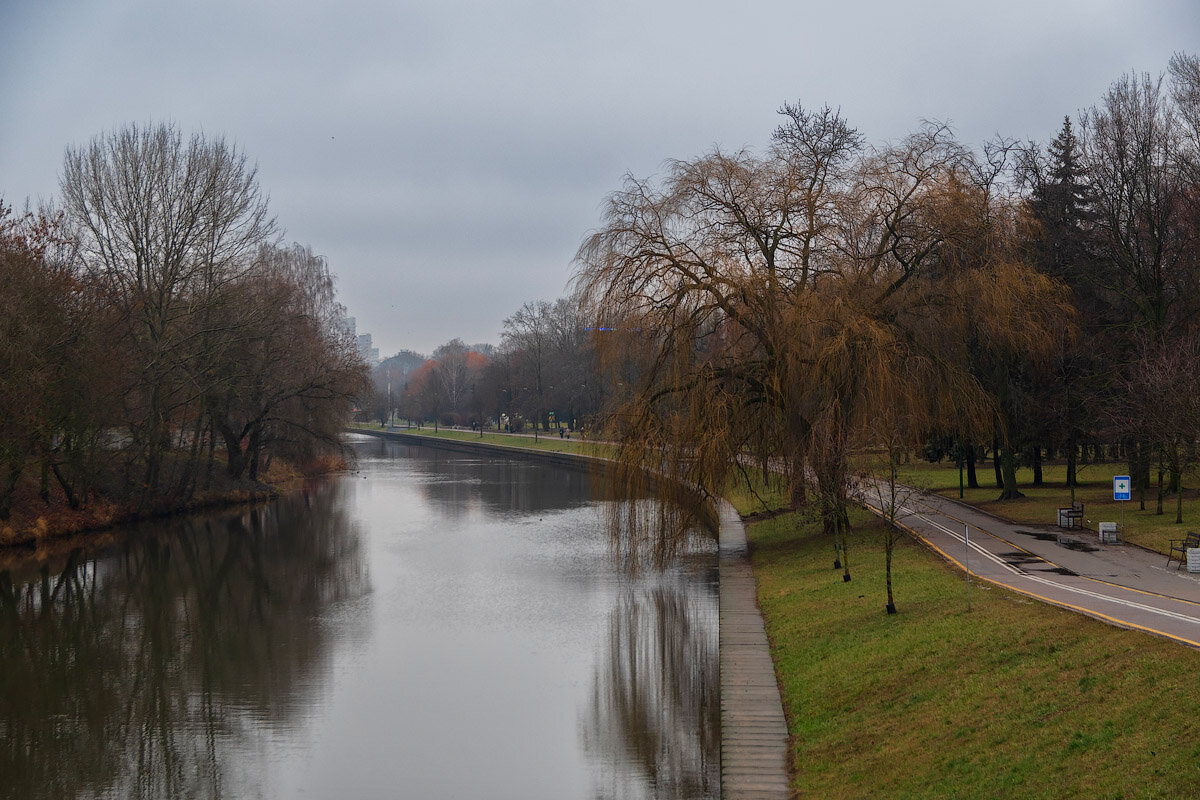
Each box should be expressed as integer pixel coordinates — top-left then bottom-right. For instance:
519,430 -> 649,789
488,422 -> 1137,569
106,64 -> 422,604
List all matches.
377,439 -> 598,518
583,561 -> 720,800
0,481 -> 367,800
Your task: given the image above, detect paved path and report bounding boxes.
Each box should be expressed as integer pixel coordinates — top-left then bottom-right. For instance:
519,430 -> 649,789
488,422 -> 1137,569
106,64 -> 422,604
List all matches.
718,500 -> 792,799
863,484 -> 1200,648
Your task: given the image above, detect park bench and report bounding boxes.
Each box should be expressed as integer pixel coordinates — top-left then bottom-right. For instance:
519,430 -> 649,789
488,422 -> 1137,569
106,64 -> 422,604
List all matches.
1167,531 -> 1200,569
1057,501 -> 1084,529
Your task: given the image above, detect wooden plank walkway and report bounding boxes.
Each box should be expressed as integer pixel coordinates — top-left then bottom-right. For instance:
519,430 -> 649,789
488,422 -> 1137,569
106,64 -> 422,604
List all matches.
718,501 -> 792,799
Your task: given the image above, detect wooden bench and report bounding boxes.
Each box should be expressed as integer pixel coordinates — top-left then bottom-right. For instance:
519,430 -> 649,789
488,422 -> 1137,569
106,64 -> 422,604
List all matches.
1167,531 -> 1200,569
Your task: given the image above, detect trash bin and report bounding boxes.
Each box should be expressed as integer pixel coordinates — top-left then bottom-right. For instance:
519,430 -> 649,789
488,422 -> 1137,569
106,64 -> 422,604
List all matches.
1188,548 -> 1200,574
1057,508 -> 1072,528
1098,522 -> 1118,544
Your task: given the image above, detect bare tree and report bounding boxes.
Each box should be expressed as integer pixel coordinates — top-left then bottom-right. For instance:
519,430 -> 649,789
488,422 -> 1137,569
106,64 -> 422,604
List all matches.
400,360 -> 442,430
1081,71 -> 1196,337
205,243 -> 369,481
430,339 -> 475,421
1169,52 -> 1200,183
60,122 -> 277,500
1114,333 -> 1200,523
1080,68 -> 1200,501
502,301 -> 554,438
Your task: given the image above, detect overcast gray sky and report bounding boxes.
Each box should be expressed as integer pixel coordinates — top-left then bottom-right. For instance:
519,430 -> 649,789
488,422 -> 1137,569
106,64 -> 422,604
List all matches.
2,0 -> 1197,357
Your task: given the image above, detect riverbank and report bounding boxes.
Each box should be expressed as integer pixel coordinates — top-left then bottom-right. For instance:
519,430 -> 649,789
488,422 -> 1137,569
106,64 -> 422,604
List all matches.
0,455 -> 336,552
348,423 -> 603,456
350,426 -> 608,466
0,425 -> 589,551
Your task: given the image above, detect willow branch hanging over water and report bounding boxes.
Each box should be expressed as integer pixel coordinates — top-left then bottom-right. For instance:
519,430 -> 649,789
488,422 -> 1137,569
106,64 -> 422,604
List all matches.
574,104 -> 1075,570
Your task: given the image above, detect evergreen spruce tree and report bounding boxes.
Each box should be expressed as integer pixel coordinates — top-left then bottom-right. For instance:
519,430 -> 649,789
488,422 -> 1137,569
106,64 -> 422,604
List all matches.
1026,117 -> 1101,493
1030,117 -> 1094,287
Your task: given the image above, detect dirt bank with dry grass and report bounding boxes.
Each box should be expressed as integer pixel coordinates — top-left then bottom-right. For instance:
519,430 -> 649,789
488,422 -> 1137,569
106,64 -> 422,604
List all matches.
0,454 -> 347,550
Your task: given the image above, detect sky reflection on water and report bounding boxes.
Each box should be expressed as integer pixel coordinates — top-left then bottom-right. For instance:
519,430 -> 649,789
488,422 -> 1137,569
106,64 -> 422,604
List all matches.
0,437 -> 718,799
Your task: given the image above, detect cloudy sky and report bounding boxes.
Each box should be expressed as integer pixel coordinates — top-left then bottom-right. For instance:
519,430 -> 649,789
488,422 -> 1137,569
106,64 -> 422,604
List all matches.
2,0 -> 1197,357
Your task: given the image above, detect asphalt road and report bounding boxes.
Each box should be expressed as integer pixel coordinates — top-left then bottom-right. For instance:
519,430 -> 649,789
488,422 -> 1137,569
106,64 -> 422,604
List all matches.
863,485 -> 1200,648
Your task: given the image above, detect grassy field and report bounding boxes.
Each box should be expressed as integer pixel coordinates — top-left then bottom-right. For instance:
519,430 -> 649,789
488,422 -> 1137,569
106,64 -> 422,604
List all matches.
888,458 -> 1200,556
349,423 -> 607,457
737,496 -> 1200,799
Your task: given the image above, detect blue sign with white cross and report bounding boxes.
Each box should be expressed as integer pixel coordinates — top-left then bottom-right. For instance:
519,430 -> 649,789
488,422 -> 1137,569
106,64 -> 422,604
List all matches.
1113,476 -> 1131,501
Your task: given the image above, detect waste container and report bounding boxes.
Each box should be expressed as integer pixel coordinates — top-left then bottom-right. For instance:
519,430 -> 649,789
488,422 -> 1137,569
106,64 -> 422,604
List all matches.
1098,522 -> 1118,544
1188,548 -> 1200,574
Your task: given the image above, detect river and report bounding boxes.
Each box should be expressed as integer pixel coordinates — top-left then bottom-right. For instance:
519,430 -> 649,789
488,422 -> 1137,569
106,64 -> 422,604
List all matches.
0,434 -> 719,799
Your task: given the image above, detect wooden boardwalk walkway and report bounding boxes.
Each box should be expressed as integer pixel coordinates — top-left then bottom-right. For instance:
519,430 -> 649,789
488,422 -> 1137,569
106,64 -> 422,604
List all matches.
718,501 -> 792,799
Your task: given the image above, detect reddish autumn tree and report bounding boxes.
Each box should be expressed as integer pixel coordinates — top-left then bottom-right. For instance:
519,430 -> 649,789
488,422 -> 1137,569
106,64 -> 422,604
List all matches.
0,202 -> 120,516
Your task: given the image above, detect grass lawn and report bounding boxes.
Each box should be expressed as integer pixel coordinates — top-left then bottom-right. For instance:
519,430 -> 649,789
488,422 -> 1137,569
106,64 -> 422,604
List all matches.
349,423 -> 607,458
740,501 -> 1200,799
891,459 -> 1200,556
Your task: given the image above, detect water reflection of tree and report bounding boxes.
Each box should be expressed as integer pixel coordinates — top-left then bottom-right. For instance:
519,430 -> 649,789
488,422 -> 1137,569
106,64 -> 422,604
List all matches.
0,482 -> 367,800
584,563 -> 720,800
394,442 -> 596,517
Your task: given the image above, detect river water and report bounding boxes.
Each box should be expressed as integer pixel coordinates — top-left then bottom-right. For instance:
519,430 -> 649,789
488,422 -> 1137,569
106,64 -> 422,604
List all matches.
0,435 -> 719,799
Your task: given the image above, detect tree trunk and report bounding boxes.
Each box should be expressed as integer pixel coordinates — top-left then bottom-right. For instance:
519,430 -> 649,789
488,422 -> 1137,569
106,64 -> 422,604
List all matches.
203,419 -> 216,491
885,532 -> 897,614
816,461 -> 851,580
248,426 -> 264,481
216,419 -> 249,480
1157,463 -> 1165,516
1031,445 -> 1043,487
884,453 -> 900,613
965,443 -> 979,489
177,411 -> 206,500
998,441 -> 1025,500
0,461 -> 22,520
50,463 -> 81,510
1129,439 -> 1150,511
790,477 -> 807,508
992,438 -> 1003,488
1065,441 -> 1077,488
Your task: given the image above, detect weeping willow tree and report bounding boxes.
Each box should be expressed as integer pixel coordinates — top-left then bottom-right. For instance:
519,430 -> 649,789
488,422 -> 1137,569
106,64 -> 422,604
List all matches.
575,104 -> 1074,576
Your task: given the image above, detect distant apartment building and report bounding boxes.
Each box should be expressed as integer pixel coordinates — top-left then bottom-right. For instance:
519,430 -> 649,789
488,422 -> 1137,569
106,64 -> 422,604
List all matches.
357,333 -> 379,364
342,317 -> 379,363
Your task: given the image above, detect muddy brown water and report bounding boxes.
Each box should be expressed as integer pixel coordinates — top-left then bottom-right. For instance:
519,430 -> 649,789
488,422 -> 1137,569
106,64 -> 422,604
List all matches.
0,435 -> 719,800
